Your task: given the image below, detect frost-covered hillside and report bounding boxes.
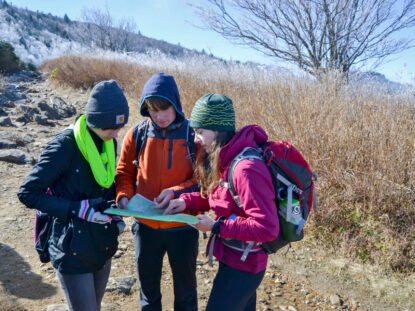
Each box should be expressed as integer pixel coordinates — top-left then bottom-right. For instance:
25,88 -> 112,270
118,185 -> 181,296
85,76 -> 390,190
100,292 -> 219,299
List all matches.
0,0 -> 204,66
0,0 -> 410,94
0,5 -> 84,65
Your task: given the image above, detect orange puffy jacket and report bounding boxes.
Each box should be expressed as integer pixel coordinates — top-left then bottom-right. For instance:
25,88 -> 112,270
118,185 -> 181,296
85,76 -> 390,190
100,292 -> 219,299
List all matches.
116,119 -> 198,229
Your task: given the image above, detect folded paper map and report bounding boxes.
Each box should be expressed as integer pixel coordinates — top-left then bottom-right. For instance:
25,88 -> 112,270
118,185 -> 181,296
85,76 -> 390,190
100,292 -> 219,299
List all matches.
104,193 -> 200,225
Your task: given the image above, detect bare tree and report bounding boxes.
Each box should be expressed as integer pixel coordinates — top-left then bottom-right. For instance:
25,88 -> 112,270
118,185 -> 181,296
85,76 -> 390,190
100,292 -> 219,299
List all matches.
117,17 -> 138,52
80,7 -> 137,52
193,0 -> 415,75
81,7 -> 115,50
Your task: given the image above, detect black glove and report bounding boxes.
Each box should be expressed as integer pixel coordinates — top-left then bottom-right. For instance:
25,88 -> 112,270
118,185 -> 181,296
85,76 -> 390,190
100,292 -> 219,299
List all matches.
92,199 -> 118,213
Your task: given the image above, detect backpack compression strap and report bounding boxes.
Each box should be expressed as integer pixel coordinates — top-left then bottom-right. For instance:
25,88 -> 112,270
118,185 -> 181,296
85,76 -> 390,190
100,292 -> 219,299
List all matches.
207,232 -> 263,265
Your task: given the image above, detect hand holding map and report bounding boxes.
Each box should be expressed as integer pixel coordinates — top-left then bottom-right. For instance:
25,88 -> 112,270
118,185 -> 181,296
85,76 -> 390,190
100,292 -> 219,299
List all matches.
104,193 -> 200,225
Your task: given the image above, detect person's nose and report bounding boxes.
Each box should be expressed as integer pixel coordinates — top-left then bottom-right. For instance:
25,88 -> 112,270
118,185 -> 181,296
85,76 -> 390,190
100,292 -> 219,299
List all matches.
156,111 -> 166,121
194,135 -> 201,144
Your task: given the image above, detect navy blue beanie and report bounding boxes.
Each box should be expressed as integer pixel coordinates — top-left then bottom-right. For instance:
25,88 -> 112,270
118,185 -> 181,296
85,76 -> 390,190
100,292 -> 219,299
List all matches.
85,80 -> 129,128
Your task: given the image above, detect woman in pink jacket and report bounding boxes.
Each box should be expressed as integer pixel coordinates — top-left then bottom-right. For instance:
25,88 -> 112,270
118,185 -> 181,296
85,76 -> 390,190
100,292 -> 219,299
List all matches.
162,93 -> 279,311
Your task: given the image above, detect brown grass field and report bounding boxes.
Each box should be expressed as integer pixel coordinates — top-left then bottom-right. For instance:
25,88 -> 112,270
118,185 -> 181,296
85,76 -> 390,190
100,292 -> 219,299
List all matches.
40,54 -> 415,274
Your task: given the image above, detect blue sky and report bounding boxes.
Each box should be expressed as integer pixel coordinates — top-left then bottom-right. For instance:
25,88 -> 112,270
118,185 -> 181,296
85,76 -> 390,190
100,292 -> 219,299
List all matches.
8,0 -> 415,84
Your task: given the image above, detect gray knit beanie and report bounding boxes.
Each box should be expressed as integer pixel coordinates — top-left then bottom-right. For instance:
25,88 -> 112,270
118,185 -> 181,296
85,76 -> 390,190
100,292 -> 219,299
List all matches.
85,80 -> 129,128
190,93 -> 235,131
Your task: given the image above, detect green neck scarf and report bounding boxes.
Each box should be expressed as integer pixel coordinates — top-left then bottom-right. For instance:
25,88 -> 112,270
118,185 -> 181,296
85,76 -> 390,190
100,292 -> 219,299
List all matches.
73,115 -> 115,188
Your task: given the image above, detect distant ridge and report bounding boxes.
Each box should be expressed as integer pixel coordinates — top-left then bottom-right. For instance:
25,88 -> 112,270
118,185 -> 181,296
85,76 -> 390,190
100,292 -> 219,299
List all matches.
0,0 -> 209,66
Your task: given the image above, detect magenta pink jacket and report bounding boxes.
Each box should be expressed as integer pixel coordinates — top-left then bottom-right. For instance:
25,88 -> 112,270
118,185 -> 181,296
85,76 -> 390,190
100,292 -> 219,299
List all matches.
180,125 -> 279,273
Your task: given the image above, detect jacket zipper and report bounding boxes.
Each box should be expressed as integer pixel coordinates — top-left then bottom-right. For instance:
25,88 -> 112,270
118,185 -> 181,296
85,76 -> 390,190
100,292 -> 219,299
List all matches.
168,139 -> 173,169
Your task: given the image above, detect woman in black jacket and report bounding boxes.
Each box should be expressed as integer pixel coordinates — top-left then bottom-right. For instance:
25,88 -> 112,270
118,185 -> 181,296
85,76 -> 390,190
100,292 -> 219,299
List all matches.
18,80 -> 129,311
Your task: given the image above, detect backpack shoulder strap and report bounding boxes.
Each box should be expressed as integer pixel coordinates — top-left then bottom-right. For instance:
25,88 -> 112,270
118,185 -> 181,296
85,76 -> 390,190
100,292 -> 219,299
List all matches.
219,147 -> 263,208
132,119 -> 150,167
185,120 -> 197,168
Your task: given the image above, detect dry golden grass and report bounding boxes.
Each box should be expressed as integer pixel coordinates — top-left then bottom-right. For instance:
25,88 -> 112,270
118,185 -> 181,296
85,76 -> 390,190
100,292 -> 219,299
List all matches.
40,54 -> 415,273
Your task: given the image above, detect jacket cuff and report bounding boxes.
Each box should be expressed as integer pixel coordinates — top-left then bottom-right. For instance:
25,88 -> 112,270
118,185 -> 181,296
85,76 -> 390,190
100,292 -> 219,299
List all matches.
116,192 -> 131,203
211,216 -> 226,234
68,201 -> 80,219
173,184 -> 200,199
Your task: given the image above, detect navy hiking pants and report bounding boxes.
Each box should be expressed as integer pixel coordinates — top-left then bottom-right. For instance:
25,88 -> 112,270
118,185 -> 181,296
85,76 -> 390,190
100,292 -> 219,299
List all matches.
132,222 -> 199,311
206,262 -> 265,311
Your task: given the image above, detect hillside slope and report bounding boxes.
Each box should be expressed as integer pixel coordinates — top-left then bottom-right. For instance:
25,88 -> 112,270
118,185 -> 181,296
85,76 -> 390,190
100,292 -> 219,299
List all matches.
0,1 -> 205,66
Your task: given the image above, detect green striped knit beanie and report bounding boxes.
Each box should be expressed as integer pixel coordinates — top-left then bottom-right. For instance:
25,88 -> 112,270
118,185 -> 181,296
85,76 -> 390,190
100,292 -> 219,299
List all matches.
190,93 -> 235,131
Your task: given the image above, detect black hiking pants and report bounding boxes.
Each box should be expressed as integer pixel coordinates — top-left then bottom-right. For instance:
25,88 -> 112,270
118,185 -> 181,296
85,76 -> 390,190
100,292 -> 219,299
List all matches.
132,222 -> 199,311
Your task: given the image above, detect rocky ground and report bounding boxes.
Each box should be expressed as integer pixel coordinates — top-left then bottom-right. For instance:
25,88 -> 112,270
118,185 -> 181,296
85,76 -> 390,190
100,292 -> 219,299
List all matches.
0,71 -> 413,311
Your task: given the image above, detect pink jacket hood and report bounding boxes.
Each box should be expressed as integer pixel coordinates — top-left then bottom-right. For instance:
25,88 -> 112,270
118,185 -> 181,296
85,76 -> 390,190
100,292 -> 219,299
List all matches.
220,125 -> 268,169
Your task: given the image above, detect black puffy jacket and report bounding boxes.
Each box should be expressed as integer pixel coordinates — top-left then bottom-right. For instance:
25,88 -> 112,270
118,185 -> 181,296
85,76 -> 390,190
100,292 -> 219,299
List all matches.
18,127 -> 119,274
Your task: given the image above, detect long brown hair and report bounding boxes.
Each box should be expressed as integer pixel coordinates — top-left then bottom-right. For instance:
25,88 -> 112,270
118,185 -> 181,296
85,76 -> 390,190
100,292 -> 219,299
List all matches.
196,131 -> 235,198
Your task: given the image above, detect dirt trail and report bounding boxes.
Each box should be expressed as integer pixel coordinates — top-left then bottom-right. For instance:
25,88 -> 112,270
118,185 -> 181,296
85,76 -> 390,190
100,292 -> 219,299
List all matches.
0,72 -> 413,311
